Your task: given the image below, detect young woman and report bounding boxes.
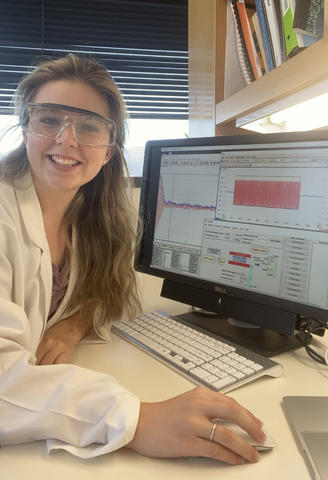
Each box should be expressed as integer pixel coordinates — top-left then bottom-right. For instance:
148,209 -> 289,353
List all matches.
0,54 -> 266,463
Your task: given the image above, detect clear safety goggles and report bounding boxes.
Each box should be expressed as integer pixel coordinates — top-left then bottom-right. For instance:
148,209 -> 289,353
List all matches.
24,103 -> 116,147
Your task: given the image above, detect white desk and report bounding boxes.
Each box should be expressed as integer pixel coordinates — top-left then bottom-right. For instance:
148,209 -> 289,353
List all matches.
1,273 -> 328,480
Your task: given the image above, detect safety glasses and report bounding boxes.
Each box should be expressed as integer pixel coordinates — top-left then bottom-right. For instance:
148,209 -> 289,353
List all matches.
24,103 -> 116,147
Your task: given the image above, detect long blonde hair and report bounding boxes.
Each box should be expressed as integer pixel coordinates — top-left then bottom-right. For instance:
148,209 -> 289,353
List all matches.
1,54 -> 141,327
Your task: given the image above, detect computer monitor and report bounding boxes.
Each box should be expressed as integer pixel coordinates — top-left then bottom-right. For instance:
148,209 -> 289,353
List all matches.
135,131 -> 328,356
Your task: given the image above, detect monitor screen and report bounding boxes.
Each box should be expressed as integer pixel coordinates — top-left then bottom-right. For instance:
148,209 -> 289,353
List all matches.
136,131 -> 328,354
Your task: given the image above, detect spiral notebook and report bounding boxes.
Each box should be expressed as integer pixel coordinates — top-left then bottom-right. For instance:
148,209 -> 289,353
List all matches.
228,0 -> 254,85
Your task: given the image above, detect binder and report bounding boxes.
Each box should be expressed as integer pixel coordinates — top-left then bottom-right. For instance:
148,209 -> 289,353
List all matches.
281,0 -> 299,56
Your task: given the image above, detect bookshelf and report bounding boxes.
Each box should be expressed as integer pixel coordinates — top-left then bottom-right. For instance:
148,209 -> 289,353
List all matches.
215,0 -> 328,135
190,0 -> 328,136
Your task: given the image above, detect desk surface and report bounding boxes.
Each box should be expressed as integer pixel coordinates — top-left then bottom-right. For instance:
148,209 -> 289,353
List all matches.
1,273 -> 328,480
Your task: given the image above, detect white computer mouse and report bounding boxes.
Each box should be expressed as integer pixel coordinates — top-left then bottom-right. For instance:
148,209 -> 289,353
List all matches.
214,420 -> 276,451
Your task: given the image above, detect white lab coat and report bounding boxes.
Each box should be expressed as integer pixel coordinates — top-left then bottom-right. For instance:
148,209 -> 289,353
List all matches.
0,170 -> 140,458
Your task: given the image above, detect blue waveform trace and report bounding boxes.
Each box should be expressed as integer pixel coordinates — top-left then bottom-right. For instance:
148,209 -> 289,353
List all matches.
165,199 -> 216,211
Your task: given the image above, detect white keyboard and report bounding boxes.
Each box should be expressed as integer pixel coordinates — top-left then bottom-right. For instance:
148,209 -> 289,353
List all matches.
112,311 -> 283,393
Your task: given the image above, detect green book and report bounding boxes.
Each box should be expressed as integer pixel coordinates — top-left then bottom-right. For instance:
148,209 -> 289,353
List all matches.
281,2 -> 300,56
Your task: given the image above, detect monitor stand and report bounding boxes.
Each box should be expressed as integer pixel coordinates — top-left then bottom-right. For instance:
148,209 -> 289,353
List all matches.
160,278 -> 306,357
176,309 -> 304,357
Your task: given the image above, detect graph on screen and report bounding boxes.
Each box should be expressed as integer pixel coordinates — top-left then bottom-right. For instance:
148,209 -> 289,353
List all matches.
155,174 -> 218,246
217,167 -> 328,231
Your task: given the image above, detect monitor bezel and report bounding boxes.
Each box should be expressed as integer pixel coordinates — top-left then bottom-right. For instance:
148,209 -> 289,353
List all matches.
135,131 -> 328,328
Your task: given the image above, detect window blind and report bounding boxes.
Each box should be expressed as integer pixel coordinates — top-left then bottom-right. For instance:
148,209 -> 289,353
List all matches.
0,0 -> 188,119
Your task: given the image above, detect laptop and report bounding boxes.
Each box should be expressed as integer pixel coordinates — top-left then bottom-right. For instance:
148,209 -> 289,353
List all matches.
282,396 -> 328,480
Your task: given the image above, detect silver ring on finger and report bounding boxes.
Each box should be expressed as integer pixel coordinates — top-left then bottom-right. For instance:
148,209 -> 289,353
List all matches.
209,422 -> 217,442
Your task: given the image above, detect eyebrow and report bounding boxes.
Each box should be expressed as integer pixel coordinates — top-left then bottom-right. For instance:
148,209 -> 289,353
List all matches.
27,102 -> 110,122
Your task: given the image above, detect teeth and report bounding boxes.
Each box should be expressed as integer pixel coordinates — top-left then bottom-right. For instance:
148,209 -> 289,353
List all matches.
50,155 -> 79,166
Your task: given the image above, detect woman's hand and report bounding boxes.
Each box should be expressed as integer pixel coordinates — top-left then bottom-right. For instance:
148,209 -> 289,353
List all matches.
36,313 -> 89,365
127,386 -> 266,465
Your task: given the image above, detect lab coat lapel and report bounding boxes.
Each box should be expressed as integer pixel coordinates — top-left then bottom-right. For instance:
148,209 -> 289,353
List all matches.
14,171 -> 52,325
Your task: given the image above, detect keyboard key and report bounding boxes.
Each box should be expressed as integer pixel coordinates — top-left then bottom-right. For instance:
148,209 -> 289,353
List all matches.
212,376 -> 236,389
203,374 -> 220,385
252,363 -> 264,372
190,366 -> 212,380
242,367 -> 255,375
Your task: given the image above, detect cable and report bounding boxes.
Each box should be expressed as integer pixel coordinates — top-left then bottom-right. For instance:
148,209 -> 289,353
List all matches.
297,318 -> 328,365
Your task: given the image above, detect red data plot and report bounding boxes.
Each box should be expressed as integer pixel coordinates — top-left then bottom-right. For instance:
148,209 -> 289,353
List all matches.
233,179 -> 301,209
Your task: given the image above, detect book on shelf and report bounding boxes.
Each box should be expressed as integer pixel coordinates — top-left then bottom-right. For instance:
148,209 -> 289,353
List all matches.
233,0 -> 263,79
254,0 -> 276,70
247,8 -> 267,74
273,0 -> 288,62
293,0 -> 324,38
280,0 -> 317,58
224,0 -> 252,97
229,0 -> 255,84
230,0 -> 256,83
262,0 -> 284,66
252,11 -> 269,71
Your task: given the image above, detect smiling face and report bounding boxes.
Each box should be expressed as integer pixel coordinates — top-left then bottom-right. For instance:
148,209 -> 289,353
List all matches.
23,79 -> 112,201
